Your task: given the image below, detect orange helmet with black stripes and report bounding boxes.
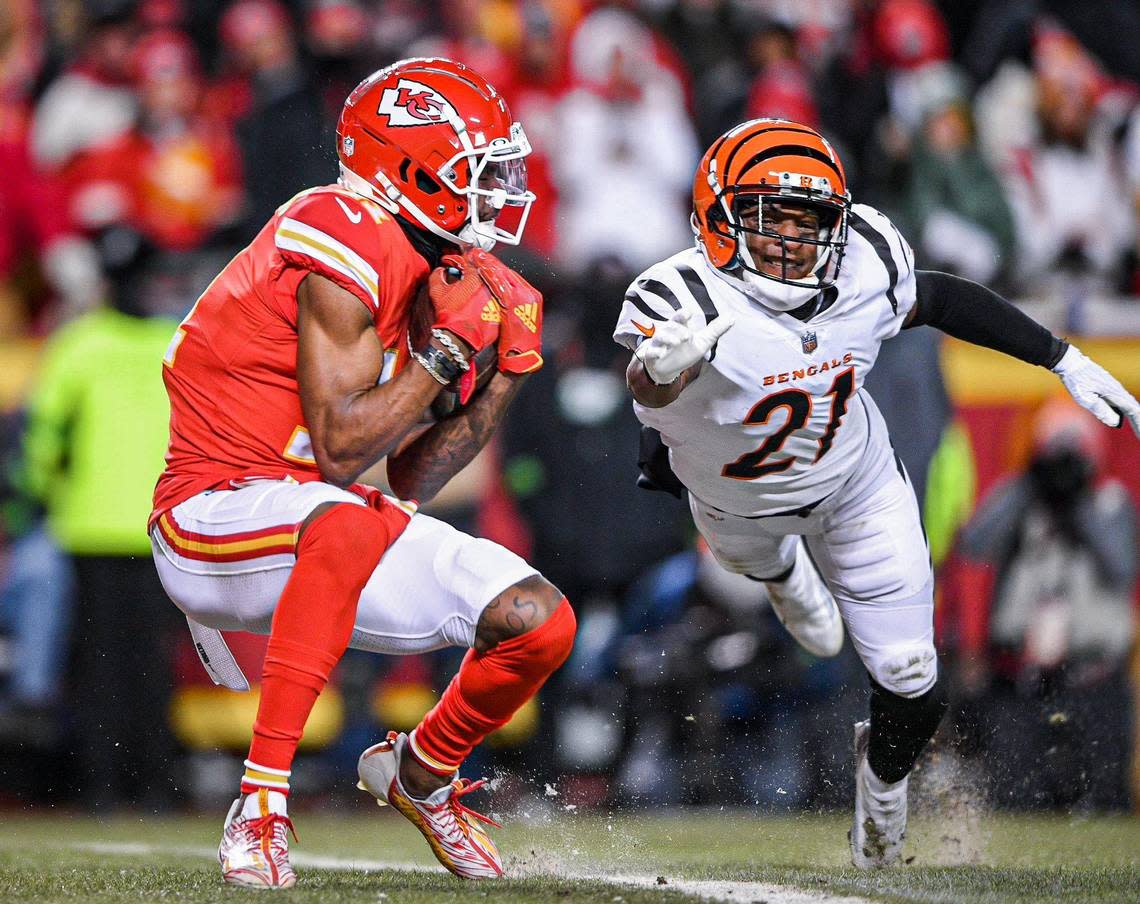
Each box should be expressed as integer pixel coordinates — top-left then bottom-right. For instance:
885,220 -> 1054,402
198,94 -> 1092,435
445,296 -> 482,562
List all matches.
692,118 -> 850,299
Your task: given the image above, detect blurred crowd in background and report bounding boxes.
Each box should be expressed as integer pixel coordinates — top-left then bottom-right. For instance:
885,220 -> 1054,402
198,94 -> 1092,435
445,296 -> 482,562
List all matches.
1,0 -> 1139,817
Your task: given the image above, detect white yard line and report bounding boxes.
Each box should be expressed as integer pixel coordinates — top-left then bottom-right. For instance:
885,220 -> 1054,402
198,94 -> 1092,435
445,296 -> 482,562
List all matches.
70,841 -> 872,903
610,872 -> 872,904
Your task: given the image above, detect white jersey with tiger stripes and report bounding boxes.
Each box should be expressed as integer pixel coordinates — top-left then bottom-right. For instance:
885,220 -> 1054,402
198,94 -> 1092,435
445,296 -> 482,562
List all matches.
614,203 -> 917,517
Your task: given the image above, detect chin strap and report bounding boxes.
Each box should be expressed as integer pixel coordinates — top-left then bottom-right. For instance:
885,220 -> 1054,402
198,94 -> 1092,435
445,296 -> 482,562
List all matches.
716,263 -> 821,312
457,222 -> 497,251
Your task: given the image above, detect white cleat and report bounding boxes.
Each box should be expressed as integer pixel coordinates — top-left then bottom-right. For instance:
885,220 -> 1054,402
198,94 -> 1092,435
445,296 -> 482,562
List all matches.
762,540 -> 844,658
357,730 -> 503,879
850,719 -> 908,868
218,788 -> 297,888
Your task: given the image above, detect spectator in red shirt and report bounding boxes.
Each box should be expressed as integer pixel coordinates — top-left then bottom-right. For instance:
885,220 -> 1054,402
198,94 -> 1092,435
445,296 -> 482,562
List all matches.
1,6 -> 102,336
66,29 -> 243,253
744,21 -> 819,128
30,2 -> 138,174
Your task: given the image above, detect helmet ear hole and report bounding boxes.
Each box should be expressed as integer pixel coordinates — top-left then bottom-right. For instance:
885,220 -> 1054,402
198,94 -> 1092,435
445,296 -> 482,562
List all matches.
706,205 -> 731,237
414,169 -> 441,195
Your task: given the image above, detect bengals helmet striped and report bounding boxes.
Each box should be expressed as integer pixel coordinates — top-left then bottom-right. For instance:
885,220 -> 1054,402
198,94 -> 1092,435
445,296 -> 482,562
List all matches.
692,119 -> 850,297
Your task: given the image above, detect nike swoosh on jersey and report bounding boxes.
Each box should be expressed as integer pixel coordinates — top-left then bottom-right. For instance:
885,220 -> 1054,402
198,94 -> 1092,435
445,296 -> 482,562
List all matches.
335,196 -> 363,224
633,321 -> 656,337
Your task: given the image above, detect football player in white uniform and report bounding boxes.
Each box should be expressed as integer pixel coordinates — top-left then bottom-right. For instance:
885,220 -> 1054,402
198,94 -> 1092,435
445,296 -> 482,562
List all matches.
613,119 -> 1140,868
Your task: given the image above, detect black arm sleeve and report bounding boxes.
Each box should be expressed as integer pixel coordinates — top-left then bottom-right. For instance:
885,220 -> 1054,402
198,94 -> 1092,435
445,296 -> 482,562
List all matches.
908,270 -> 1068,369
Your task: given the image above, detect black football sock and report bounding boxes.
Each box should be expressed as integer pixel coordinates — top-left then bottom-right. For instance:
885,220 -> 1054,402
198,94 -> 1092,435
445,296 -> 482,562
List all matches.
867,673 -> 948,784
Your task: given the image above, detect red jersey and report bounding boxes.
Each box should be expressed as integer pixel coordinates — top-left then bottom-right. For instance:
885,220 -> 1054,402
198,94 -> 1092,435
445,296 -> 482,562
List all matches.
152,185 -> 430,523
67,121 -> 243,252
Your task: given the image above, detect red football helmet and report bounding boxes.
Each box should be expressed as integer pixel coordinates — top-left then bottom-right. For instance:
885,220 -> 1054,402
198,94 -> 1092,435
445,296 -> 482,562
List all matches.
336,57 -> 534,249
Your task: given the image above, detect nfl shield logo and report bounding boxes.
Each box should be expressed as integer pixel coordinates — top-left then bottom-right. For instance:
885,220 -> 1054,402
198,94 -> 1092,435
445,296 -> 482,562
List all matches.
801,330 -> 817,354
343,136 -> 355,157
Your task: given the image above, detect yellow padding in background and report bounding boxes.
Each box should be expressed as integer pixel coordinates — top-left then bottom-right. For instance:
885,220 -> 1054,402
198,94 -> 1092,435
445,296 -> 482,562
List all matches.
944,338 -> 1140,405
170,685 -> 343,750
0,338 -> 43,411
372,682 -> 438,733
370,682 -> 540,747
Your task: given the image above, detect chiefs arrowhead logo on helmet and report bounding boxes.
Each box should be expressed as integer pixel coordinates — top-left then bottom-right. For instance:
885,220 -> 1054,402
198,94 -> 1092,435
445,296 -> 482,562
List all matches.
377,79 -> 452,126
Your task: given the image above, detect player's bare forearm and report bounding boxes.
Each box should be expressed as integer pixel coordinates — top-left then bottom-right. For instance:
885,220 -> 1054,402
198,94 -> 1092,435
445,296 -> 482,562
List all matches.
387,371 -> 526,502
626,356 -> 696,408
314,363 -> 444,487
297,272 -> 446,487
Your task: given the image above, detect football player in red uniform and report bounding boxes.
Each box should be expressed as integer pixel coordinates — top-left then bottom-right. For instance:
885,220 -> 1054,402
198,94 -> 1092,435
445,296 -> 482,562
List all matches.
149,58 -> 573,887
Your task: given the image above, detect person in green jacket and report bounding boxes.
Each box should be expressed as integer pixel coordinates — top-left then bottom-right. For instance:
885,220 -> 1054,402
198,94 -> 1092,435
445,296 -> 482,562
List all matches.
22,238 -> 185,811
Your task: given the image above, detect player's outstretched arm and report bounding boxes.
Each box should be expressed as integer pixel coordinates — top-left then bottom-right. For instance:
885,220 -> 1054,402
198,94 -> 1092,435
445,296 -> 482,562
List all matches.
907,270 -> 1140,436
297,273 -> 447,488
627,309 -> 734,408
627,355 -> 696,407
386,370 -> 526,503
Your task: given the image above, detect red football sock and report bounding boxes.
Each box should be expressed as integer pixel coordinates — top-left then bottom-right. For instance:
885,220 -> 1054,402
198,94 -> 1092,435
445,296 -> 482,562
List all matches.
410,598 -> 576,775
244,502 -> 404,784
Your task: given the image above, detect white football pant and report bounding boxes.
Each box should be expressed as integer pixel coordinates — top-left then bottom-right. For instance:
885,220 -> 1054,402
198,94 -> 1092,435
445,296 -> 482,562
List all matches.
150,479 -> 538,658
689,413 -> 937,698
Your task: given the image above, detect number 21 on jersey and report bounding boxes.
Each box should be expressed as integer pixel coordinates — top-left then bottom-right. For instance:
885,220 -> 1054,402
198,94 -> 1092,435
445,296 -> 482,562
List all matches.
722,368 -> 855,480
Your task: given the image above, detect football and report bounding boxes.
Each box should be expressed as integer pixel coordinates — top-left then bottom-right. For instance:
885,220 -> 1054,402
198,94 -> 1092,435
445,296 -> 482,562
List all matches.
409,275 -> 498,420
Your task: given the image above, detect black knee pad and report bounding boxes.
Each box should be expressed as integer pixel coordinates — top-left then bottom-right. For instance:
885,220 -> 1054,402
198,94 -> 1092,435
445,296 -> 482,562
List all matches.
868,671 -> 949,784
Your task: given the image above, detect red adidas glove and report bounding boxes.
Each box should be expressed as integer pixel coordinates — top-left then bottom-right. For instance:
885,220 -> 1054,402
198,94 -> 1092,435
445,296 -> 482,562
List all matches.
468,250 -> 544,374
427,253 -> 501,355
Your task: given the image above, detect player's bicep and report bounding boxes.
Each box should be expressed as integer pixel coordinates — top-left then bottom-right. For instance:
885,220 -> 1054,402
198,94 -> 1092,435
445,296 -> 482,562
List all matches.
296,273 -> 382,425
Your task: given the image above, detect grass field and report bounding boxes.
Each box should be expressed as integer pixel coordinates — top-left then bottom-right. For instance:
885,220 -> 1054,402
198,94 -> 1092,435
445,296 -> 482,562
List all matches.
1,804 -> 1138,903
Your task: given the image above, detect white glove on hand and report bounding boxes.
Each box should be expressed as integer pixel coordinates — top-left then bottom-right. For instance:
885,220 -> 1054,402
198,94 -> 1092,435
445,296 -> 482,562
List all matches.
1053,345 -> 1140,436
634,309 -> 735,385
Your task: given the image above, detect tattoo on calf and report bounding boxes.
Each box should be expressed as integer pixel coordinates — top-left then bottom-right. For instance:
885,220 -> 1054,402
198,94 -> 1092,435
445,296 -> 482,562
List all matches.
506,595 -> 538,633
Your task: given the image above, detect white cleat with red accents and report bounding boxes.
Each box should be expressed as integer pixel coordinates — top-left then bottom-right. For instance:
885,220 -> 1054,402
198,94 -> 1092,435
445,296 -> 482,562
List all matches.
218,788 -> 297,888
357,730 -> 503,879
